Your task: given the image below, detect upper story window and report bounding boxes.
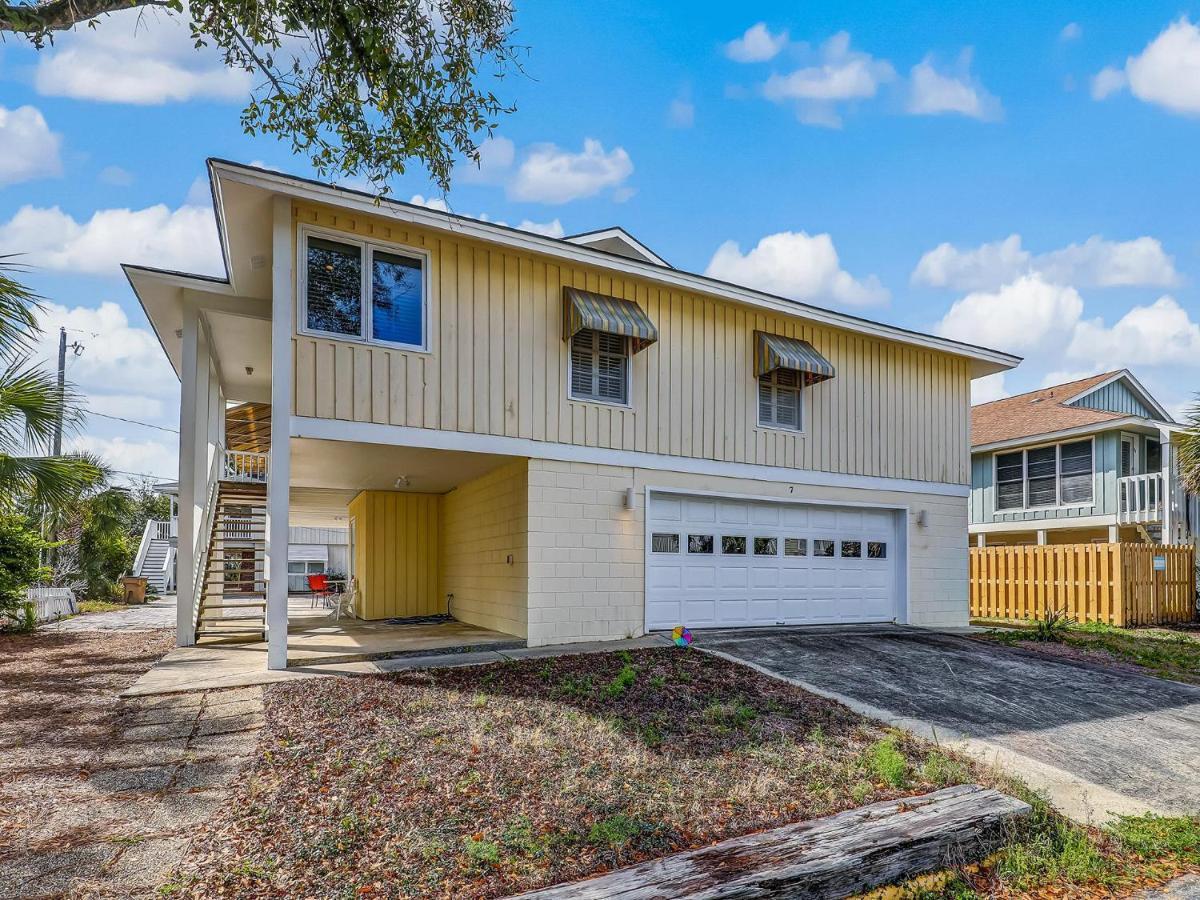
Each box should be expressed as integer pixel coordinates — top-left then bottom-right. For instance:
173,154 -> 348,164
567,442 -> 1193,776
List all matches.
995,438 -> 1094,511
301,231 -> 427,350
758,369 -> 803,431
569,328 -> 629,405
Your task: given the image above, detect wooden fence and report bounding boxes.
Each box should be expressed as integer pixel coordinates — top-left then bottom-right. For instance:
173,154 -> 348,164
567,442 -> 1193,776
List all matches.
969,543 -> 1196,626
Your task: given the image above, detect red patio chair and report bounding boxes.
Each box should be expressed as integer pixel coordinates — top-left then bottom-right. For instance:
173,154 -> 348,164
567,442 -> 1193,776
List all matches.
307,573 -> 331,608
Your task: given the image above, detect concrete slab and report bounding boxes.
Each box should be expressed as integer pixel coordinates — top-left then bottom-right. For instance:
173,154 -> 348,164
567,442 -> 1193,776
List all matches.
697,626 -> 1200,825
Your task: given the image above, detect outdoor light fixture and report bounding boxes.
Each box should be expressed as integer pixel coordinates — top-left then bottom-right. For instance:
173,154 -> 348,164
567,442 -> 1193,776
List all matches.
916,509 -> 928,528
394,475 -> 410,488
245,366 -> 254,376
623,486 -> 635,510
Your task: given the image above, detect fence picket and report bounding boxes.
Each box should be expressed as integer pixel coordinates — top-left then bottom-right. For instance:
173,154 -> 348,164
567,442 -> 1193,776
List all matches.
969,543 -> 1194,626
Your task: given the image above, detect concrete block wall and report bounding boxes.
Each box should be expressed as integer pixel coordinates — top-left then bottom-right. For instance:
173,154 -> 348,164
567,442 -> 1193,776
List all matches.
525,460 -> 645,646
522,460 -> 971,643
440,459 -> 529,638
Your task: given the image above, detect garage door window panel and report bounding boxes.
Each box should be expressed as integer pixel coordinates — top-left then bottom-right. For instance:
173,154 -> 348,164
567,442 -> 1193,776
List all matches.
688,534 -> 714,554
841,540 -> 862,558
813,540 -> 835,557
784,538 -> 807,556
868,541 -> 887,559
721,536 -> 747,555
652,533 -> 679,553
754,537 -> 777,555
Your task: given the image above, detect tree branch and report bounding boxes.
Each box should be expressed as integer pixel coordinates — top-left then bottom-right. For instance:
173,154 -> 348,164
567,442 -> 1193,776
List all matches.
0,0 -> 172,36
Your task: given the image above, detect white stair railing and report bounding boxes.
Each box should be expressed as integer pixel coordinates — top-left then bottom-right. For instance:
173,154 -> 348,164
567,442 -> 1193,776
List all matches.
132,519 -> 155,576
1118,473 -> 1163,525
222,450 -> 269,483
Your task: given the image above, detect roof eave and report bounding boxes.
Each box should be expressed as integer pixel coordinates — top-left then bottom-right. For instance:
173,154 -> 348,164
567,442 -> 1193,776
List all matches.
205,158 -> 1022,376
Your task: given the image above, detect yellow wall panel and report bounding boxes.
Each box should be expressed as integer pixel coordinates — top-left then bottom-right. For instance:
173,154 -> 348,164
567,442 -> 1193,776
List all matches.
347,490 -> 441,619
290,202 -> 974,485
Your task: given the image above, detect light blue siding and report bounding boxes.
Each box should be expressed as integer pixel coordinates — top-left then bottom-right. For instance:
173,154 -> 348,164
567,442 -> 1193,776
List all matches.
1068,380 -> 1153,417
969,431 -> 1121,525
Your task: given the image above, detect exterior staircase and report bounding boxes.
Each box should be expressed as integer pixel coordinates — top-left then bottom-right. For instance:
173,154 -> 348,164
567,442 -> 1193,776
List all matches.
138,537 -> 174,593
196,482 -> 268,643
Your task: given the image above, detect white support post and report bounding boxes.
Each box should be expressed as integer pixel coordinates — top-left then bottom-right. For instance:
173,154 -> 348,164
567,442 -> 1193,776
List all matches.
974,533 -> 985,548
1109,524 -> 1120,543
176,306 -> 199,646
266,195 -> 293,670
1036,530 -> 1048,546
1160,426 -> 1174,545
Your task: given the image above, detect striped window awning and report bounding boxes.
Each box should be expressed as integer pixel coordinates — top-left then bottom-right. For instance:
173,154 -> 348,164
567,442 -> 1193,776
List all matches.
562,287 -> 658,352
754,330 -> 835,385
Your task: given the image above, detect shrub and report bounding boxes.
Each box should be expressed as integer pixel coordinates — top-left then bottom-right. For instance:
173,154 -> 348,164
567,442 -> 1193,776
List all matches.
0,514 -> 50,626
1030,609 -> 1073,643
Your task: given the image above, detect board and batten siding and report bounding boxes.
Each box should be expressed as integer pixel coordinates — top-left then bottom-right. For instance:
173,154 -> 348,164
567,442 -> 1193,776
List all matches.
969,431 -> 1121,525
347,491 -> 441,619
1067,381 -> 1152,418
289,202 -> 973,485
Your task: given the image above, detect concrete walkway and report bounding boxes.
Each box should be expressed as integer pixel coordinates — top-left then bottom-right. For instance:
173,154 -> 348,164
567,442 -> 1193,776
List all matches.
1,685 -> 264,898
44,595 -> 178,632
698,625 -> 1200,824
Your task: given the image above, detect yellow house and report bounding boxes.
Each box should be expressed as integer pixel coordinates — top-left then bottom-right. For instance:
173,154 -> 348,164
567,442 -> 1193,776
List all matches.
127,159 -> 1019,669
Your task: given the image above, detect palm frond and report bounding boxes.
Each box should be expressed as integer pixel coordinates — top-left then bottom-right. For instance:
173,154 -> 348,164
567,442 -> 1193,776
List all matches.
0,452 -> 106,514
1176,395 -> 1200,495
0,256 -> 43,361
0,360 -> 85,454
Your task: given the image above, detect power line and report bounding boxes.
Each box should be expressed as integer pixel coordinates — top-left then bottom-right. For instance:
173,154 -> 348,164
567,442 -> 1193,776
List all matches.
110,468 -> 176,482
88,411 -> 179,434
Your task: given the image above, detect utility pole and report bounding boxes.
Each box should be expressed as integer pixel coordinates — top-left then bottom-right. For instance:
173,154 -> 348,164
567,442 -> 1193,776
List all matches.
52,327 -> 84,457
53,327 -> 66,456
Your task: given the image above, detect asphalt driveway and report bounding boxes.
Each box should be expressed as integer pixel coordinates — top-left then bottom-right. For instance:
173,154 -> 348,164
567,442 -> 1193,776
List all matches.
698,625 -> 1200,820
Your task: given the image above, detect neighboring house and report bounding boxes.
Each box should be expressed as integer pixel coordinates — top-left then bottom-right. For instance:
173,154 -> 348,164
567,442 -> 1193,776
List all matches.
286,526 -> 350,591
969,370 -> 1198,547
125,159 -> 1019,669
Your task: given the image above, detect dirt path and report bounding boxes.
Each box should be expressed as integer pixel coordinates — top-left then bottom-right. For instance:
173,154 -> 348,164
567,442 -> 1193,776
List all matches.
0,630 -> 264,898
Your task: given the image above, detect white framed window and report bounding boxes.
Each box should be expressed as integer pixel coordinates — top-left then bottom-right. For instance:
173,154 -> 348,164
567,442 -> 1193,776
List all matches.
994,438 -> 1094,511
569,328 -> 630,405
757,369 -> 803,431
299,227 -> 429,351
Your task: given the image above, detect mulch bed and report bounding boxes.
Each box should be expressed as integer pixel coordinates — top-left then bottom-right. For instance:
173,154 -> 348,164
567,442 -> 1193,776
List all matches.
173,648 -> 972,899
0,630 -> 174,863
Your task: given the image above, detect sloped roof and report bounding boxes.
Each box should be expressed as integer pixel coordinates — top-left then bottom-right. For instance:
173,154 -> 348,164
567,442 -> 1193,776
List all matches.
971,372 -> 1126,446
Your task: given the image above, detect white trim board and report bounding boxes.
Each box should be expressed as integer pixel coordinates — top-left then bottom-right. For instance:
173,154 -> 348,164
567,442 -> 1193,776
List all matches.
290,415 -> 971,498
209,159 -> 1020,378
969,514 -> 1118,534
971,416 -> 1173,453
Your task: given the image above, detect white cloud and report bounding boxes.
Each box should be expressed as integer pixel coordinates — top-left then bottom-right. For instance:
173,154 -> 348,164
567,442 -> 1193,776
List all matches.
972,373 -> 1009,404
69,435 -> 178,482
725,23 -> 789,63
667,96 -> 695,128
508,139 -> 633,204
33,301 -> 179,400
458,136 -> 516,185
88,394 -> 167,421
98,165 -> 134,187
515,219 -> 565,238
1067,296 -> 1200,367
1092,17 -> 1200,115
762,32 -> 895,127
704,230 -> 889,306
1091,66 -> 1128,100
912,234 -> 1179,291
913,235 -> 1029,290
0,105 -> 62,186
408,193 -> 449,212
0,202 -> 222,277
33,6 -> 250,104
936,274 -> 1084,353
906,50 -> 1002,120
1060,22 -> 1082,42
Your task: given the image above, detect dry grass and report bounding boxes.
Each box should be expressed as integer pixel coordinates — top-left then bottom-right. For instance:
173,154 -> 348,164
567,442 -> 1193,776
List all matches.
172,648 -> 974,899
0,630 -> 174,860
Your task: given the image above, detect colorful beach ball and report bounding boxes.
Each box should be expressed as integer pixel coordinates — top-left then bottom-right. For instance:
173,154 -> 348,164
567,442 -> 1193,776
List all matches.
672,626 -> 693,647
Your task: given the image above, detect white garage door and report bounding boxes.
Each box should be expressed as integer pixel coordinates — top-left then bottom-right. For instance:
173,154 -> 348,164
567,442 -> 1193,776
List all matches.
645,493 -> 900,631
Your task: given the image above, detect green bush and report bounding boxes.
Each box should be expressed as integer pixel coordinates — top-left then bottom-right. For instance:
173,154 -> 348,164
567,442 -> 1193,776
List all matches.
0,514 -> 50,626
865,735 -> 909,787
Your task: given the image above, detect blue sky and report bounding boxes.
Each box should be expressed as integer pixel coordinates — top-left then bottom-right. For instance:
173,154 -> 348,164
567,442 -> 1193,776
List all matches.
2,1 -> 1199,482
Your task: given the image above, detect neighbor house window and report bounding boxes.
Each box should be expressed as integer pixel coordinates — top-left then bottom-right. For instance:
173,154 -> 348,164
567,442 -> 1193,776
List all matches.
757,369 -> 803,431
569,329 -> 629,404
302,231 -> 427,350
995,439 -> 1094,511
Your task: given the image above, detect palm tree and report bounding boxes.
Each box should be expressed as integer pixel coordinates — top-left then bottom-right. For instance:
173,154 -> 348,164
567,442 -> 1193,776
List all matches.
1177,397 -> 1200,496
0,257 -> 102,511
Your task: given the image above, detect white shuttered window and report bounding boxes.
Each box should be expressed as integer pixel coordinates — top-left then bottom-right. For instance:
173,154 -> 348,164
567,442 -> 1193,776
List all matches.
569,329 -> 629,404
758,369 -> 803,431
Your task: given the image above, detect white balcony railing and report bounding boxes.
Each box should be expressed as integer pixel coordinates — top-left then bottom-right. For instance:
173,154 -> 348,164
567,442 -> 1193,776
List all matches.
222,449 -> 269,483
153,519 -> 173,541
1118,472 -> 1164,525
